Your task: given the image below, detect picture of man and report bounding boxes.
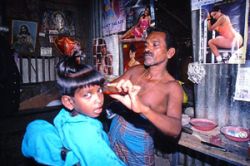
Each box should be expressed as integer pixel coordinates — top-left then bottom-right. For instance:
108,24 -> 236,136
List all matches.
12,20 -> 37,54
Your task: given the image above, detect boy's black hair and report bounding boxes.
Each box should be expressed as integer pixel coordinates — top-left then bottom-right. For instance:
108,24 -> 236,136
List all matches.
56,56 -> 105,96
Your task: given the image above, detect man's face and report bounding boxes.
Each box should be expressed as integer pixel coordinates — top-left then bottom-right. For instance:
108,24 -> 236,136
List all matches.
144,32 -> 168,66
20,26 -> 28,34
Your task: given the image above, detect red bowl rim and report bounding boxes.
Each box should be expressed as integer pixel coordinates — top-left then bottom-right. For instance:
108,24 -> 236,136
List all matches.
220,126 -> 250,142
190,118 -> 217,131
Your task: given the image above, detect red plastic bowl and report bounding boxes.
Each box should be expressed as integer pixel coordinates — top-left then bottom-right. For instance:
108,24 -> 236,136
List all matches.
190,118 -> 217,131
220,126 -> 250,142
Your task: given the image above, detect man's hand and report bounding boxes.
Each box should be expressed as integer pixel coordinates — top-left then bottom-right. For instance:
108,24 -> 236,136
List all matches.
109,79 -> 141,111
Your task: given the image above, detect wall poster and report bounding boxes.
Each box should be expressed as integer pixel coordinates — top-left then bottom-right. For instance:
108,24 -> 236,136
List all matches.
234,66 -> 250,102
102,0 -> 155,38
246,0 -> 250,60
199,0 -> 248,64
40,9 -> 75,36
93,35 -> 119,79
102,0 -> 126,36
122,41 -> 144,72
121,0 -> 155,40
11,20 -> 38,55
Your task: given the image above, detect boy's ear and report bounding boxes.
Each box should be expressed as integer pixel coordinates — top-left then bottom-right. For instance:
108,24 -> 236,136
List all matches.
61,95 -> 74,110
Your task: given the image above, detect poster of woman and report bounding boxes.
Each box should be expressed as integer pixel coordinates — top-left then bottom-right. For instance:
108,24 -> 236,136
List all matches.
122,41 -> 144,71
121,6 -> 151,40
121,0 -> 155,40
199,0 -> 248,64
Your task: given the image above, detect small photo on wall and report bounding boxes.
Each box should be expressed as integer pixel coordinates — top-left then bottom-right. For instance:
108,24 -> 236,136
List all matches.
11,20 -> 37,55
93,35 -> 120,77
122,41 -> 145,72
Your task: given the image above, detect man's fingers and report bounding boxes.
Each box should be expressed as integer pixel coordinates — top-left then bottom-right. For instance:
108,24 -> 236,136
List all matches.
106,82 -> 117,87
109,94 -> 123,100
121,80 -> 133,92
129,85 -> 141,95
116,79 -> 126,92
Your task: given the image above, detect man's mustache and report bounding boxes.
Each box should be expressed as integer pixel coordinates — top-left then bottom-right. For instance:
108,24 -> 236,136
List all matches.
144,51 -> 153,57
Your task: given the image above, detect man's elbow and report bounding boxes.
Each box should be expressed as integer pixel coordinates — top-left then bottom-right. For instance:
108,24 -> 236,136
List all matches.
172,127 -> 182,138
165,124 -> 182,138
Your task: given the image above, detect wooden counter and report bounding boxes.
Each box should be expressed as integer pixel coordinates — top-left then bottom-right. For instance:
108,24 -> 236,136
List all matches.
178,132 -> 249,166
20,87 -> 61,111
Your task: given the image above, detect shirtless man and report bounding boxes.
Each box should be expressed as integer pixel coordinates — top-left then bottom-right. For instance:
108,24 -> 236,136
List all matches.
108,29 -> 183,166
207,6 -> 243,63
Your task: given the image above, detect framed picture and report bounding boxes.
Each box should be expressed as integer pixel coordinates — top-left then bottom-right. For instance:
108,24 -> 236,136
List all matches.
40,9 -> 75,36
93,35 -> 120,77
11,20 -> 38,55
122,41 -> 145,72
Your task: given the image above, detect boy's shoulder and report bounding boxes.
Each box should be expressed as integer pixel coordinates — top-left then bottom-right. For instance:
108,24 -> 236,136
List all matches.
54,108 -> 103,128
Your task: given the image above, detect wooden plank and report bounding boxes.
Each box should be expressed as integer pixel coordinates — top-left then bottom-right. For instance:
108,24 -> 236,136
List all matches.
19,87 -> 60,110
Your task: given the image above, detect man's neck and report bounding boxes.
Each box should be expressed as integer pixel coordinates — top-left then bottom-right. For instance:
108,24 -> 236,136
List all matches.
146,64 -> 168,80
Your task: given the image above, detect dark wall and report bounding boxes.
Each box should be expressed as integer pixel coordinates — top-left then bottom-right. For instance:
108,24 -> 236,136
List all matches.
155,0 -> 193,83
0,0 -> 93,112
0,1 -> 92,164
1,0 -> 91,56
0,108 -> 59,165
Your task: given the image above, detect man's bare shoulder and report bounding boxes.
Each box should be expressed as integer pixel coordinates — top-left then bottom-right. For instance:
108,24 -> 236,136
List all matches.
115,65 -> 144,81
162,80 -> 183,94
124,65 -> 144,76
158,80 -> 183,105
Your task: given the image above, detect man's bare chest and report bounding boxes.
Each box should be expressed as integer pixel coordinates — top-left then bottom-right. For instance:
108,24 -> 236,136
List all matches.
137,82 -> 168,113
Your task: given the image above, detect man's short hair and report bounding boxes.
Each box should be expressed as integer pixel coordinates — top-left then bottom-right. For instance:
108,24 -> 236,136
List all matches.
147,27 -> 176,49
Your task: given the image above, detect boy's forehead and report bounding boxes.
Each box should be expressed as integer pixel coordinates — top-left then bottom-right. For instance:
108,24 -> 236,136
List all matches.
80,85 -> 100,91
